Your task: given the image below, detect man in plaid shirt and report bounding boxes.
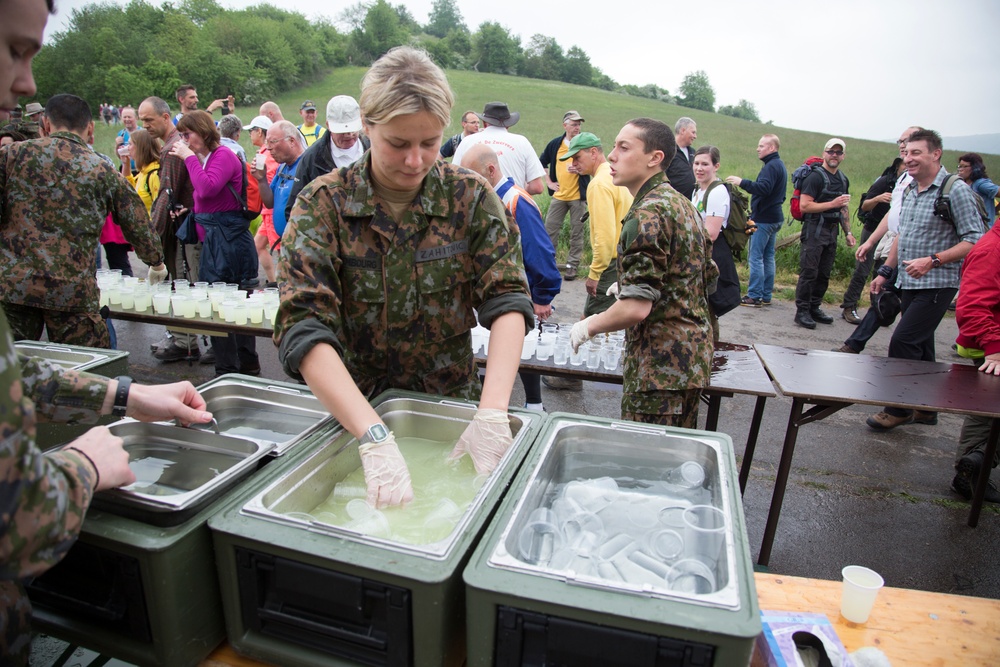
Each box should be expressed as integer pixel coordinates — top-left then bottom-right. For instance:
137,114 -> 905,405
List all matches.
867,129 -> 985,430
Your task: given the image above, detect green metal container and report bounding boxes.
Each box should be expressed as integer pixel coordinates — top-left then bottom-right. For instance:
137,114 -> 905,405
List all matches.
464,414 -> 761,666
209,391 -> 543,667
15,341 -> 129,451
26,374 -> 328,667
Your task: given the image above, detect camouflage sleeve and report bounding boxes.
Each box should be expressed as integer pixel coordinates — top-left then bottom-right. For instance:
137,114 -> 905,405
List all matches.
0,320 -> 97,580
0,145 -> 7,228
617,206 -> 664,303
19,356 -> 109,424
112,169 -> 164,267
467,183 -> 534,333
273,181 -> 348,379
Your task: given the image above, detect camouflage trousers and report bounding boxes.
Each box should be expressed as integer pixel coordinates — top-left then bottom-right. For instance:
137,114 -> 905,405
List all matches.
0,580 -> 32,666
622,388 -> 702,430
3,303 -> 110,349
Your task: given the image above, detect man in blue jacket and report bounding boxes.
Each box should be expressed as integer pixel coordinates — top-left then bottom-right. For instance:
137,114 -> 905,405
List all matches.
726,134 -> 787,306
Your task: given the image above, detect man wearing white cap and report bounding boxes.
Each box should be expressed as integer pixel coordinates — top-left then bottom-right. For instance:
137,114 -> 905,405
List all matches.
794,137 -> 854,329
453,102 -> 545,195
284,95 -> 370,223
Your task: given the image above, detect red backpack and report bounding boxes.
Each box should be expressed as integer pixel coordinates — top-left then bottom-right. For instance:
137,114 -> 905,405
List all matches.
789,156 -> 824,221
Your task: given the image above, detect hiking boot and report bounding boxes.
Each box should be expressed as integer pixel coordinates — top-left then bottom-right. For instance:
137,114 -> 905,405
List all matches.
951,452 -> 1000,502
740,295 -> 761,307
843,308 -> 862,325
810,308 -> 834,324
542,375 -> 582,391
240,362 -> 262,377
760,299 -> 772,306
913,410 -> 938,425
150,332 -> 175,352
865,411 -> 913,431
833,344 -> 859,354
199,346 -> 216,365
794,311 -> 816,329
562,265 -> 578,281
153,341 -> 199,362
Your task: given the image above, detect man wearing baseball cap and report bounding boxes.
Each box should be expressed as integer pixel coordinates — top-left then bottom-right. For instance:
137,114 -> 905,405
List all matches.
284,95 -> 371,224
540,110 -> 589,281
297,99 -> 326,147
794,138 -> 854,329
453,102 -> 545,195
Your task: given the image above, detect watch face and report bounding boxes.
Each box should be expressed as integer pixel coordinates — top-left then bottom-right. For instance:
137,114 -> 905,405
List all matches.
368,423 -> 389,442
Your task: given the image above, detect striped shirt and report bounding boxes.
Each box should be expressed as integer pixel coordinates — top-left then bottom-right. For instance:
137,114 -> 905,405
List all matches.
896,167 -> 984,290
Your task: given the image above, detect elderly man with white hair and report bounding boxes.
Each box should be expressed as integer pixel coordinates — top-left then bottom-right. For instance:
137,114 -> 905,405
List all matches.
253,120 -> 306,247
284,94 -> 371,223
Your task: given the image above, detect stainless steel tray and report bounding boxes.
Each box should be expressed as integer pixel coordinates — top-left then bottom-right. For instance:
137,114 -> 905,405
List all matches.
15,342 -> 108,370
195,375 -> 330,455
241,397 -> 533,560
486,418 -> 741,610
94,420 -> 274,522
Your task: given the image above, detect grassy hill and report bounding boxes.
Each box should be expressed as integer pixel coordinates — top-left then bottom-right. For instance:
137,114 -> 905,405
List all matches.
93,67 -> 999,294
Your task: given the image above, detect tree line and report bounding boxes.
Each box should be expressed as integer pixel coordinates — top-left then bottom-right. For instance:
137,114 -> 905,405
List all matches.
33,0 -> 761,121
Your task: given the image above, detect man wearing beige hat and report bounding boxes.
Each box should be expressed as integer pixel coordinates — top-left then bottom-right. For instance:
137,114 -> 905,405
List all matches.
453,101 -> 545,195
794,137 -> 854,329
540,110 -> 589,281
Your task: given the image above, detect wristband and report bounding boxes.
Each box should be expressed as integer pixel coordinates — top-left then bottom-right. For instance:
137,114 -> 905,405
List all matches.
112,376 -> 132,417
876,264 -> 894,280
66,446 -> 100,491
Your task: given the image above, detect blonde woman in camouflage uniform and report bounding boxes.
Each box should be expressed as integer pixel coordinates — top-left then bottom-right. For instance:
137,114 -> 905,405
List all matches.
275,46 -> 534,509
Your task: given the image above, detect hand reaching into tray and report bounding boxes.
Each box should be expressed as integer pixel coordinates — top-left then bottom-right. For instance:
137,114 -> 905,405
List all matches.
448,408 -> 512,475
359,433 -> 415,508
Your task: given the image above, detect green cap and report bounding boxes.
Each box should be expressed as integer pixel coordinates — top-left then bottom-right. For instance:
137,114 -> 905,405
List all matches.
560,132 -> 602,160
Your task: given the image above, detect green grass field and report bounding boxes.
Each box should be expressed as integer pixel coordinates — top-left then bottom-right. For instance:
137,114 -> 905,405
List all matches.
92,66 -> 999,302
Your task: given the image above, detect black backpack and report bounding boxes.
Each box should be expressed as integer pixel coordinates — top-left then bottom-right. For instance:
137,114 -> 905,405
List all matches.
903,173 -> 991,231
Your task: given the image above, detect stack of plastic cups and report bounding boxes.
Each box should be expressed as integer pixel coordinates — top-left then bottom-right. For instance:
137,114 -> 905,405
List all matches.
536,323 -> 556,361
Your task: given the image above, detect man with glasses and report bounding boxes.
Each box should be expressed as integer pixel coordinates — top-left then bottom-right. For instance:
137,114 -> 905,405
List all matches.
253,120 -> 305,247
440,110 -> 480,159
793,138 -> 854,329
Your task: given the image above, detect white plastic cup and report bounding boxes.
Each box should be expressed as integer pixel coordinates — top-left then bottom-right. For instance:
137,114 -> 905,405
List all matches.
536,332 -> 555,360
644,529 -> 685,562
233,302 -> 249,325
133,290 -> 151,312
518,507 -> 563,565
585,340 -> 602,370
682,505 -> 726,565
152,292 -> 171,314
521,329 -> 538,360
569,345 -> 585,366
666,461 -> 706,489
248,302 -> 264,324
197,297 -> 213,318
552,340 -> 569,365
841,565 -> 884,623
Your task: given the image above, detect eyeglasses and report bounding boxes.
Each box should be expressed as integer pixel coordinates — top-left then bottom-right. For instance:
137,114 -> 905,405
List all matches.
896,139 -> 908,146
179,132 -> 192,140
266,137 -> 291,146
825,150 -> 844,156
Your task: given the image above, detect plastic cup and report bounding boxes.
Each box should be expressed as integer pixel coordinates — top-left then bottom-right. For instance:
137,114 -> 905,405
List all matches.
232,302 -> 249,325
248,301 -> 264,324
562,512 -> 604,543
197,297 -> 212,318
182,296 -> 197,318
552,340 -> 569,366
585,340 -> 602,370
596,533 -> 636,561
668,558 -> 717,594
470,327 -> 484,354
332,482 -> 367,502
518,507 -> 563,565
118,287 -> 134,310
521,329 -> 538,360
424,498 -> 461,534
169,294 -> 187,317
345,509 -> 391,538
152,292 -> 171,315
682,505 -> 726,565
133,290 -> 151,312
666,461 -> 706,489
644,529 -> 685,562
263,302 -> 279,323
106,284 -> 122,305
569,344 -> 585,366
628,550 -> 671,580
841,565 -> 884,623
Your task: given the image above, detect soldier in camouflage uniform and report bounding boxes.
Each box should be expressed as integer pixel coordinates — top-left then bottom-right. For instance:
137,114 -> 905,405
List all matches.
569,118 -> 715,428
0,94 -> 167,348
275,47 -> 533,509
0,308 -> 212,661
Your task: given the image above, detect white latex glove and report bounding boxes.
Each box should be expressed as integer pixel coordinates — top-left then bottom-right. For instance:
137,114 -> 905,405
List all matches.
358,432 -> 414,508
447,408 -> 512,475
605,282 -> 620,299
570,316 -> 595,353
147,264 -> 169,286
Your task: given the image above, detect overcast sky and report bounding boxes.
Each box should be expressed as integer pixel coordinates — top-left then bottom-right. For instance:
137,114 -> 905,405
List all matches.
45,0 -> 1000,142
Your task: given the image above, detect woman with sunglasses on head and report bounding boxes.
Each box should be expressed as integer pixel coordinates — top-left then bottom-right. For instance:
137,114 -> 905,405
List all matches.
170,110 -> 260,376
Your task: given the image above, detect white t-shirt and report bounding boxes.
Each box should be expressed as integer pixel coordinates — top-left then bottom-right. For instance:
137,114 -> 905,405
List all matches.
887,172 -> 913,234
692,181 -> 731,229
453,125 -> 545,190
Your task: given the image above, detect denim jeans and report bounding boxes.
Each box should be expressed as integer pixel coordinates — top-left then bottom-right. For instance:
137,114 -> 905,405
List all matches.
747,221 -> 782,300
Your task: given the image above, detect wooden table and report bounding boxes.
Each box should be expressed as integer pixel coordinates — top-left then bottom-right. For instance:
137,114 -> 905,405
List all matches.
200,573 -> 1000,666
107,304 -> 275,338
754,572 -> 1000,665
479,342 -> 776,493
754,344 -> 1000,566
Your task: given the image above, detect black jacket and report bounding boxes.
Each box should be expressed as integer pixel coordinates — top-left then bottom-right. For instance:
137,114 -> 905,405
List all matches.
666,144 -> 696,200
285,131 -> 371,222
539,134 -> 589,200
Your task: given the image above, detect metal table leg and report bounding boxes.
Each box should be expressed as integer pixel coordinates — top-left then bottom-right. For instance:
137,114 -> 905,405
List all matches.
739,396 -> 768,494
968,416 -> 1000,527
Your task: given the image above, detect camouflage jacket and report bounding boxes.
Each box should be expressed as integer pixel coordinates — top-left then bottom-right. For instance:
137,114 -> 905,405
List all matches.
0,308 -> 106,658
0,132 -> 163,312
616,172 -> 715,411
275,153 -> 533,399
